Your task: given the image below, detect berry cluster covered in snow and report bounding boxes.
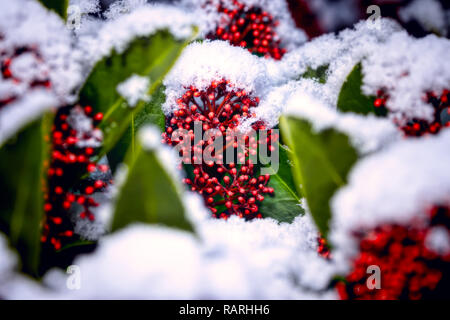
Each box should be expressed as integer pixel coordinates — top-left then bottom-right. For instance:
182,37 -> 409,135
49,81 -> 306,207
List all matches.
0,0 -> 450,301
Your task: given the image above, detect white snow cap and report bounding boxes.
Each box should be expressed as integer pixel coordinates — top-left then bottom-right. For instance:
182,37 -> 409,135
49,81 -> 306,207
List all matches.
0,0 -> 83,143
362,33 -> 450,124
398,0 -> 447,36
274,19 -> 403,108
40,213 -> 337,299
280,89 -> 400,154
330,130 -> 450,273
0,233 -> 17,282
116,74 -> 150,107
0,0 -> 82,102
0,90 -> 57,146
180,0 -> 307,50
75,4 -> 196,68
163,40 -> 269,115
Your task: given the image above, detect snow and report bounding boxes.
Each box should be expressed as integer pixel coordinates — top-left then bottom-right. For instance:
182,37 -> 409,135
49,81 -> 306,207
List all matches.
0,0 -> 82,102
75,4 -> 196,68
35,212 -> 336,299
398,0 -> 447,36
330,130 -> 450,273
270,88 -> 400,155
0,233 -> 17,283
69,0 -> 101,15
116,74 -> 151,107
180,0 -> 307,51
163,40 -> 270,115
0,90 -> 58,146
0,0 -> 83,143
66,105 -> 103,148
362,33 -> 450,124
425,226 -> 450,256
273,19 -> 403,108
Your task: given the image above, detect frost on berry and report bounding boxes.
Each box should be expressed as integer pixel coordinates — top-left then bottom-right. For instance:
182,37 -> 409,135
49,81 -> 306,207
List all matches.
42,105 -> 111,251
337,205 -> 450,300
206,0 -> 286,60
373,89 -> 450,137
0,46 -> 51,110
162,79 -> 276,220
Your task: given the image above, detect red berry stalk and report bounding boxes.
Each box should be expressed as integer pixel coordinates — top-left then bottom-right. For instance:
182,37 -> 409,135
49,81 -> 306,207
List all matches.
374,89 -> 450,137
0,45 -> 51,109
337,205 -> 450,300
162,79 -> 275,220
207,0 -> 287,60
41,105 -> 110,251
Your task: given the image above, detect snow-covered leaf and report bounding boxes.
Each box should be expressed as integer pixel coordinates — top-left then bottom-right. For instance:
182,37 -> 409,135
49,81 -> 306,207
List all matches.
259,143 -> 304,223
37,0 -> 69,20
112,127 -> 193,233
279,116 -> 358,236
0,114 -> 53,276
79,28 -> 196,163
107,85 -> 166,172
337,63 -> 385,116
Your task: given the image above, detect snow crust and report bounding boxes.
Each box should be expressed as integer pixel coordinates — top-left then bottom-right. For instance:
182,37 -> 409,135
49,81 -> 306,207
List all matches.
362,33 -> 450,124
163,40 -> 270,115
75,4 -> 196,69
280,89 -> 400,155
116,74 -> 150,107
0,0 -> 83,143
331,130 -> 450,273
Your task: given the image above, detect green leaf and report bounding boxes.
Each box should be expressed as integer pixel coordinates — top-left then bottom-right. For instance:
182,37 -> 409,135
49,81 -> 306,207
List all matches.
79,29 -> 196,163
337,63 -> 386,116
301,65 -> 329,84
112,137 -> 193,233
107,85 -> 166,172
279,116 -> 358,236
0,114 -> 52,276
259,143 -> 304,223
37,0 -> 69,20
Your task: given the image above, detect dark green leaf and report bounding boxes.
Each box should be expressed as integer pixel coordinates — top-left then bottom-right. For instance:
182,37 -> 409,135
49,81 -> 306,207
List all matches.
78,28 -> 196,162
107,85 -> 166,172
259,143 -> 304,223
37,0 -> 68,20
0,114 -> 52,276
337,63 -> 386,116
279,116 -> 358,236
112,139 -> 193,232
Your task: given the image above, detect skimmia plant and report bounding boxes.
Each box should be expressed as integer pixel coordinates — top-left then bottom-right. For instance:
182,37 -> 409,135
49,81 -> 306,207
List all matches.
0,0 -> 449,300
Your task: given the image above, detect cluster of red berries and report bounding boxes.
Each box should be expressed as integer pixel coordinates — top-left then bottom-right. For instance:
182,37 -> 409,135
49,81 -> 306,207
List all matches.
0,45 -> 51,109
41,105 -> 110,251
162,79 -> 275,219
317,236 -> 331,259
336,205 -> 450,300
207,0 -> 287,60
374,89 -> 450,137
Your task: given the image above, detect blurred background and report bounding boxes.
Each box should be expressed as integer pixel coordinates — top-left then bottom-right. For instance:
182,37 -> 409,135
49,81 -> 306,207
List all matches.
97,0 -> 450,38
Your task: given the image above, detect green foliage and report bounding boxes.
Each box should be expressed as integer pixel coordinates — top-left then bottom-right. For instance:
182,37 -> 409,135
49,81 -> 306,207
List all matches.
337,63 -> 386,116
112,138 -> 193,233
37,0 -> 69,20
259,143 -> 304,223
279,116 -> 358,236
79,29 -> 196,163
301,65 -> 329,84
107,86 -> 166,172
0,115 -> 52,276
